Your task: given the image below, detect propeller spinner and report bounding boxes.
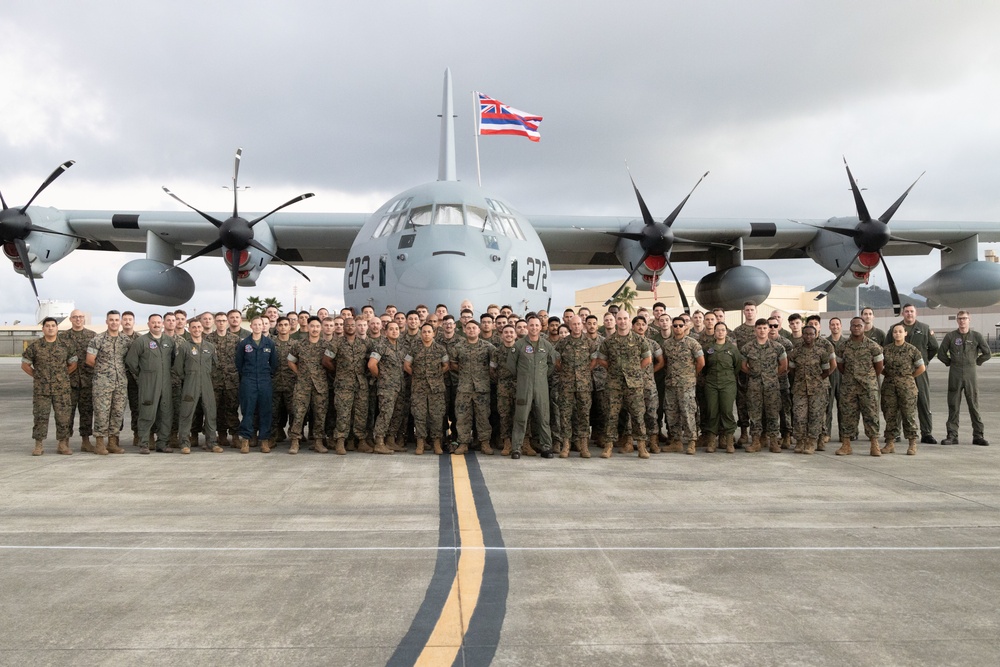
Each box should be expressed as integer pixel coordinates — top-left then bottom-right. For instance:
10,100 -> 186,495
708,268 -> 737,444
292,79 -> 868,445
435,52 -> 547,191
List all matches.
163,148 -> 315,308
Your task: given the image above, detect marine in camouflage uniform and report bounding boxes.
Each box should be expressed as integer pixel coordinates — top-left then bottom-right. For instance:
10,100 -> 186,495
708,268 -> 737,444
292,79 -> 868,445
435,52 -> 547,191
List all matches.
490,328 -> 521,456
786,328 -> 832,454
895,309 -> 939,442
732,316 -> 757,444
880,336 -> 924,454
22,326 -> 77,455
369,329 -> 408,454
661,323 -> 704,454
270,327 -> 297,444
405,327 -> 449,455
586,327 -> 608,450
287,327 -> 335,453
553,320 -> 596,457
207,329 -> 241,446
173,329 -> 220,452
87,323 -> 130,453
436,322 -> 462,442
596,312 -> 652,458
825,328 -> 847,450
329,327 -> 371,450
835,319 -> 884,456
59,315 -> 96,449
740,325 -> 787,453
769,327 -> 794,447
451,325 -> 495,455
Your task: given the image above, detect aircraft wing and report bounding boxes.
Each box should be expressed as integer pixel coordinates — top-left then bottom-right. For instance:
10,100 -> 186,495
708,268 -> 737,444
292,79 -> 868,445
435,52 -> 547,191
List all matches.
64,209 -> 369,268
529,214 -> 1000,270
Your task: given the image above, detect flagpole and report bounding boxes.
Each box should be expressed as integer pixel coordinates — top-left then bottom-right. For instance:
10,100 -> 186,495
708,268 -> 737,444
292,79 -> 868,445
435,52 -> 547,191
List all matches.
472,90 -> 482,187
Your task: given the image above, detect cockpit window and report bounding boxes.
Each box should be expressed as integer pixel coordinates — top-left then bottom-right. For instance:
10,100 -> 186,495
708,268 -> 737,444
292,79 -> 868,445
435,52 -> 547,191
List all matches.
435,205 -> 464,226
467,206 -> 490,231
406,205 -> 433,229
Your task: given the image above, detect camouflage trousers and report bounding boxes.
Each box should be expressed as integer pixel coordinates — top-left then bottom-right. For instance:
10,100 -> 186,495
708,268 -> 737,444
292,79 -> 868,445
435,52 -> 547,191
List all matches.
496,384 -> 516,441
838,379 -> 879,440
663,384 -> 697,442
333,385 -> 368,440
92,377 -> 127,438
736,372 -> 750,428
882,377 -> 918,440
374,386 -> 407,441
792,388 -> 828,442
590,389 -> 608,441
33,391 -> 72,441
746,378 -> 781,438
626,385 -> 658,439
606,381 -> 646,441
213,382 -> 240,436
324,381 -> 337,439
271,387 -> 295,439
558,389 -> 592,441
456,390 -> 491,445
290,385 -> 328,441
779,386 -> 793,436
411,388 -> 446,440
69,385 -> 93,437
549,383 -> 563,443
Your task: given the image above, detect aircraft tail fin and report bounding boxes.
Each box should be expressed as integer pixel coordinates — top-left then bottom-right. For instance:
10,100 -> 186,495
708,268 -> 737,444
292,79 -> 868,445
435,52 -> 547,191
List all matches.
438,68 -> 457,182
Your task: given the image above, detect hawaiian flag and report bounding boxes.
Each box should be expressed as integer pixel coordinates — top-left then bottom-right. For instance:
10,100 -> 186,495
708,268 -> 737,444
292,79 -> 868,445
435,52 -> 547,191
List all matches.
477,93 -> 543,142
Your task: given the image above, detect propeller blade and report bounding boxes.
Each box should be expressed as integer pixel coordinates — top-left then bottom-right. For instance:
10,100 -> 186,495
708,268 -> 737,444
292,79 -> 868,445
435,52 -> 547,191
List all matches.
24,223 -> 89,242
19,160 -> 75,212
166,239 -> 225,272
626,165 -> 656,227
603,250 -> 650,307
879,171 -> 925,224
663,257 -> 691,314
813,249 -> 862,301
248,193 -> 315,227
232,148 -> 243,218
888,234 -> 951,252
162,187 -> 224,228
879,250 -> 902,316
662,171 -> 709,228
231,246 -> 240,310
13,238 -> 39,299
843,158 -> 871,223
0,188 -> 7,210
604,231 -> 644,242
788,219 -> 862,239
247,239 -> 312,282
673,236 -> 739,251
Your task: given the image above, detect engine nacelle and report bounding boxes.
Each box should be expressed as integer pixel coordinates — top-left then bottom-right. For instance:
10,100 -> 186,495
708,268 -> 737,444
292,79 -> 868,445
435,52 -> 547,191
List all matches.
805,224 -> 875,290
1,207 -> 79,278
913,261 -> 1000,309
227,222 -> 276,286
694,266 -> 771,311
614,223 -> 666,292
117,259 -> 195,306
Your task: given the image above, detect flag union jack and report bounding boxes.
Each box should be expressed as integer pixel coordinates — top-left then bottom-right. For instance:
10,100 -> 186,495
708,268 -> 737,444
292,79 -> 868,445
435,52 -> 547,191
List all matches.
477,93 -> 543,142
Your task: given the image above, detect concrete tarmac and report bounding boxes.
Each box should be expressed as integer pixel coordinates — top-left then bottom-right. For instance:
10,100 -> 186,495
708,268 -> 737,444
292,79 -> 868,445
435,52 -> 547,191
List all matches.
2,357 -> 999,666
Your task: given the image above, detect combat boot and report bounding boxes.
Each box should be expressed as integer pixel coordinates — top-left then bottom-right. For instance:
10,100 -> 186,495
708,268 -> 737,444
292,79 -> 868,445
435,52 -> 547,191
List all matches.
288,439 -> 299,455
637,439 -> 650,459
415,439 -> 426,455
769,435 -> 782,453
180,445 -> 191,454
579,437 -> 591,458
189,434 -> 199,449
433,439 -> 444,455
705,434 -> 718,453
259,440 -> 272,454
600,441 -> 614,458
453,443 -> 468,455
662,439 -> 683,453
685,439 -> 697,455
391,435 -> 407,452
620,435 -> 634,454
793,437 -> 804,454
239,438 -> 250,454
81,436 -> 95,453
559,439 -> 571,458
648,434 -> 661,454
357,438 -> 374,454
480,441 -> 494,455
738,427 -> 749,447
94,436 -> 108,456
869,437 -> 881,457
817,434 -> 828,451
745,435 -> 760,453
724,434 -> 735,454
880,439 -> 895,455
373,437 -> 393,455
217,432 -> 229,448
500,438 -> 512,456
132,431 -> 139,448
522,441 -> 538,457
835,437 -> 852,456
346,436 -> 357,451
311,439 -> 329,454
907,438 -> 917,456
32,440 -> 43,456
57,439 -> 72,455
334,438 -> 347,455
803,438 -> 816,455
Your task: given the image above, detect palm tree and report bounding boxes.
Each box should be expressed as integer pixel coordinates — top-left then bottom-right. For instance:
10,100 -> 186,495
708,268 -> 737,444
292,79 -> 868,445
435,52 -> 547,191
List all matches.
609,284 -> 637,315
243,296 -> 284,320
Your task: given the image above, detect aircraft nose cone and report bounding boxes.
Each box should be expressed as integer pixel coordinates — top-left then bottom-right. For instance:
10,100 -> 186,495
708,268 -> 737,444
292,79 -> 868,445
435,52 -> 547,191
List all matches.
398,253 -> 495,290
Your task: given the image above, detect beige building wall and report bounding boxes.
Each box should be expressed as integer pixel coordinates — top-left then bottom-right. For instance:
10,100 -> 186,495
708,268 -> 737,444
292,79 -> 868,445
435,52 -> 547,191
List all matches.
574,280 -> 827,330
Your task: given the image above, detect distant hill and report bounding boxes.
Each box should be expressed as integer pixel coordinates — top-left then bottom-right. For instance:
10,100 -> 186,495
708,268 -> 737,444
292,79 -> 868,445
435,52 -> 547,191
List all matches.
825,284 -> 926,312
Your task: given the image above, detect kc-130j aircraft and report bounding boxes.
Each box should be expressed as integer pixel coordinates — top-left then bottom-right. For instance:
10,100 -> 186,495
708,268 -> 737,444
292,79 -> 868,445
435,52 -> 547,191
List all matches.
3,69 -> 1000,316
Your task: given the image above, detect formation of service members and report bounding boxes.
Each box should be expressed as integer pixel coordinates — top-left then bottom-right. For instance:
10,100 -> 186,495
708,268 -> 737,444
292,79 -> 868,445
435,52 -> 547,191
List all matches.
21,301 -> 993,458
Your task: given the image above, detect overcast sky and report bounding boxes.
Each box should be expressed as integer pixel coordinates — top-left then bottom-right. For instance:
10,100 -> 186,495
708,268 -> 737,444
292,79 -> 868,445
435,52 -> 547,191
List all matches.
3,1 -> 1000,323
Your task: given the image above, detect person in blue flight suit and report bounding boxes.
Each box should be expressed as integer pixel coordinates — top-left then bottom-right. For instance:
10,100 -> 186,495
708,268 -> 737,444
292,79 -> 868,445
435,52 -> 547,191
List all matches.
235,316 -> 279,453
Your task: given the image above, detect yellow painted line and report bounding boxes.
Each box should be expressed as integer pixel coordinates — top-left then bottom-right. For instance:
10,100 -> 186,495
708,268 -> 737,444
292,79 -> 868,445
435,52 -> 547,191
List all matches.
415,454 -> 485,666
